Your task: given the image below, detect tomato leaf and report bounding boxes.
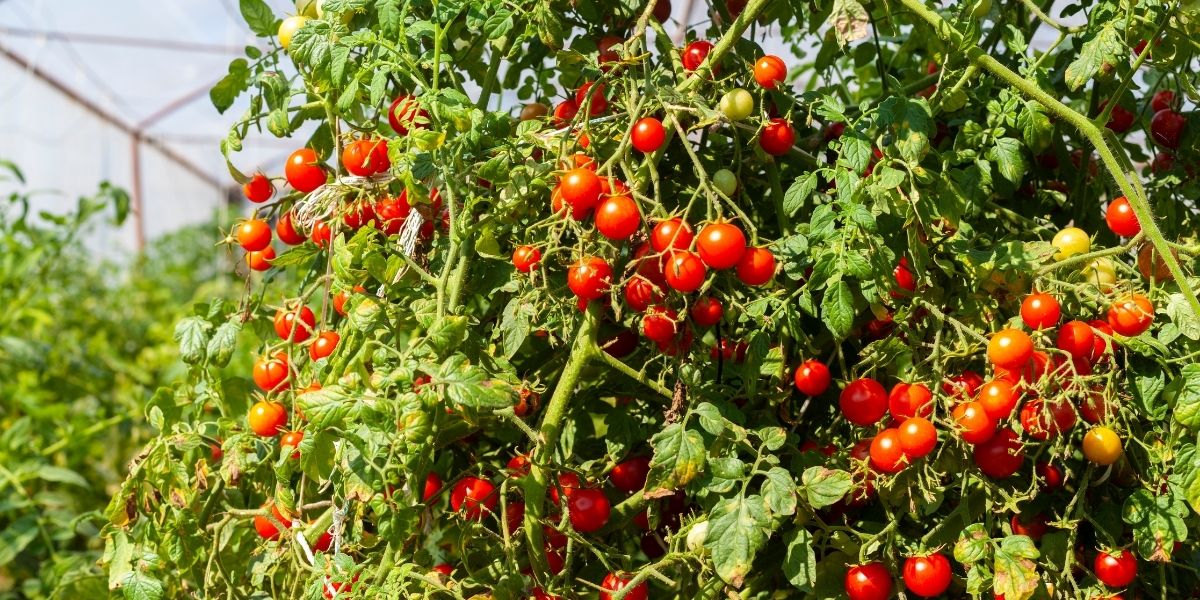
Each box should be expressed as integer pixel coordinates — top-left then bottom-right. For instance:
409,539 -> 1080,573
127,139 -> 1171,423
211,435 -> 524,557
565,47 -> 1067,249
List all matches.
955,523 -> 991,564
1064,22 -> 1123,91
704,494 -> 775,587
987,137 -> 1027,184
645,422 -> 707,496
210,59 -> 250,114
993,535 -> 1040,600
876,97 -> 932,163
827,0 -> 869,46
428,354 -> 517,409
239,0 -> 278,37
0,516 -> 40,567
1123,489 -> 1188,561
761,466 -> 798,516
120,571 -> 164,600
801,467 -> 852,509
173,317 -> 210,365
821,280 -> 855,340
783,173 -> 818,216
1170,364 -> 1200,429
782,527 -> 817,591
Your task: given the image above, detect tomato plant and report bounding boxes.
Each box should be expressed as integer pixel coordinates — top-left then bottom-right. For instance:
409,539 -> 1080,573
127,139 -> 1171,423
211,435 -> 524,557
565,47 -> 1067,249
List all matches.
102,1 -> 1200,599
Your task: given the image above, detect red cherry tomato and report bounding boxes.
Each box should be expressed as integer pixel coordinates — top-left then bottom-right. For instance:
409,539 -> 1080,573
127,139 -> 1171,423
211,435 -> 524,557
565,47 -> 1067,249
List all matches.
243,172 -> 274,202
973,428 -> 1024,478
594,195 -> 641,240
1020,292 -> 1061,330
943,370 -> 984,401
285,148 -> 327,193
567,257 -> 613,300
888,382 -> 933,421
624,277 -> 664,312
552,99 -> 579,128
253,353 -> 290,391
512,245 -> 541,273
845,562 -> 893,600
1011,513 -> 1048,541
276,212 -> 307,245
903,553 -> 952,598
953,401 -> 997,444
631,117 -> 666,153
651,218 -> 694,252
1094,549 -> 1137,588
600,573 -> 648,600
664,250 -> 707,292
681,40 -> 714,72
236,219 -> 272,252
759,118 -> 795,156
575,81 -> 608,116
610,456 -> 650,493
1056,320 -> 1096,360
753,55 -> 787,89
840,378 -> 888,426
988,328 -> 1033,369
976,379 -> 1018,420
892,257 -> 916,296
1020,399 -> 1077,441
690,296 -> 723,327
248,401 -> 288,437
1151,90 -> 1176,113
736,247 -> 776,286
898,416 -> 937,458
696,222 -> 748,269
423,472 -> 443,502
641,306 -> 678,342
869,428 -> 906,473
280,430 -> 303,459
1102,101 -> 1135,133
246,247 -> 275,271
450,476 -> 497,520
567,487 -> 611,532
1151,108 -> 1185,149
388,94 -> 428,135
559,168 -> 603,213
310,220 -> 331,248
309,331 -> 339,361
274,305 -> 316,343
1107,294 -> 1154,336
341,139 -> 377,177
794,360 -> 832,396
1105,196 -> 1141,237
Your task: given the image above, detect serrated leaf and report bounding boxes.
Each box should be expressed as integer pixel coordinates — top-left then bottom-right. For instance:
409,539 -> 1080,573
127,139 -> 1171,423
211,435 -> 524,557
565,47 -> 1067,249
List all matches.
783,172 -> 819,216
174,317 -> 209,365
0,516 -> 40,566
210,59 -> 250,113
761,467 -> 797,516
645,422 -> 706,494
955,523 -> 990,564
239,0 -> 277,37
821,280 -> 855,340
987,137 -> 1027,184
801,467 -> 852,508
428,354 -> 517,409
1171,365 -> 1200,429
876,97 -> 932,163
782,527 -> 817,590
121,571 -> 163,600
827,0 -> 868,46
704,495 -> 775,587
206,320 -> 241,368
994,536 -> 1040,600
1064,23 -> 1122,91
1017,101 -> 1052,152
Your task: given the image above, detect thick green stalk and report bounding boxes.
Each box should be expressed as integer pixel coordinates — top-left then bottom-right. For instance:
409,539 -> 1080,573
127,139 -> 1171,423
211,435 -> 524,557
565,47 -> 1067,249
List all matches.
676,0 -> 772,93
520,309 -> 599,576
896,0 -> 1200,320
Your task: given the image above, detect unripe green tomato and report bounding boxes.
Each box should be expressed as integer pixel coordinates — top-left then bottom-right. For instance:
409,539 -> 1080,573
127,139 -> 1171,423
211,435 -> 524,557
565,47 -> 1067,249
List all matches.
278,16 -> 309,50
970,0 -> 992,18
296,0 -> 318,18
712,169 -> 738,196
1051,226 -> 1090,261
687,520 -> 709,552
720,89 -> 754,121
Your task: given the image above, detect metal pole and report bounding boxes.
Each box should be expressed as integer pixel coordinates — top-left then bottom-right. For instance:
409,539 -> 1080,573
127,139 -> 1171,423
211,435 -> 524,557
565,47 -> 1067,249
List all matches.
130,136 -> 146,251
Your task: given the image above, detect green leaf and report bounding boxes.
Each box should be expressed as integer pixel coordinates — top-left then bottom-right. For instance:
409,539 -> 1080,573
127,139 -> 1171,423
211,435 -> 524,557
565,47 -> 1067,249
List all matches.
210,59 -> 250,114
1123,489 -> 1188,561
821,280 -> 855,340
499,296 -> 534,359
173,316 -> 209,365
0,516 -> 40,566
876,97 -> 932,162
839,133 -> 873,174
239,0 -> 278,37
427,316 -> 469,355
1171,364 -> 1200,429
993,536 -> 1040,600
987,137 -> 1027,184
782,527 -> 817,591
1064,23 -> 1123,91
1017,101 -> 1052,152
206,320 -> 241,368
704,494 -> 775,587
761,467 -> 798,516
955,523 -> 991,564
783,172 -> 819,216
428,354 -> 517,409
34,465 -> 89,488
121,571 -> 164,600
645,422 -> 707,495
801,467 -> 852,509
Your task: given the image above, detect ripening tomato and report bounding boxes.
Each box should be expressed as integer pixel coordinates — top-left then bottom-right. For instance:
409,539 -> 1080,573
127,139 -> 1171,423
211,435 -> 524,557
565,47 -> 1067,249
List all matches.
595,195 -> 641,240
274,305 -> 316,343
575,82 -> 608,116
450,476 -> 497,520
696,222 -> 748,269
419,472 -> 443,502
1151,108 -> 1185,149
794,360 -> 832,396
681,40 -> 714,72
664,250 -> 707,292
1021,293 -> 1060,330
248,401 -> 288,436
568,487 -> 610,532
309,331 -> 339,361
1094,549 -> 1137,588
243,173 -> 274,202
652,0 -> 671,21
552,99 -> 579,128
559,168 -> 603,213
1107,294 -> 1154,336
599,573 -> 648,600
845,562 -> 892,600
976,379 -> 1018,420
278,15 -> 308,49
254,502 -> 291,540
276,212 -> 307,245
431,563 -> 453,577
869,429 -> 907,473
631,117 -> 666,153
1105,196 -> 1141,237
754,55 -> 787,89
641,306 -> 678,342
736,247 -> 776,286
504,246 -> 539,275
624,277 -> 664,312
567,257 -> 612,300
943,370 -> 984,401
236,219 -> 272,252
280,430 -> 303,459
285,148 -> 327,193
388,94 -> 428,135
889,382 -> 933,421
903,553 -> 951,598
988,328 -> 1033,369
953,401 -> 997,444
720,88 -> 755,121
520,102 -> 549,121
840,378 -> 888,426
1056,320 -> 1096,361
341,139 -> 377,177
1083,426 -> 1123,465
1051,226 -> 1090,261
690,296 -> 723,327
253,353 -> 290,391
973,427 -> 1024,478
246,247 -> 275,271
899,417 -> 937,458
310,220 -> 331,248
759,118 -> 795,156
610,456 -> 650,493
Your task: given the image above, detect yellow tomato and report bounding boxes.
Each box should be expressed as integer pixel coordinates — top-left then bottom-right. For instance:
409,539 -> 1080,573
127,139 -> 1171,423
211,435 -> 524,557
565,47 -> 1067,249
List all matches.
295,0 -> 318,18
720,89 -> 755,121
1084,257 -> 1117,290
1052,226 -> 1091,261
1083,426 -> 1123,465
278,16 -> 309,50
